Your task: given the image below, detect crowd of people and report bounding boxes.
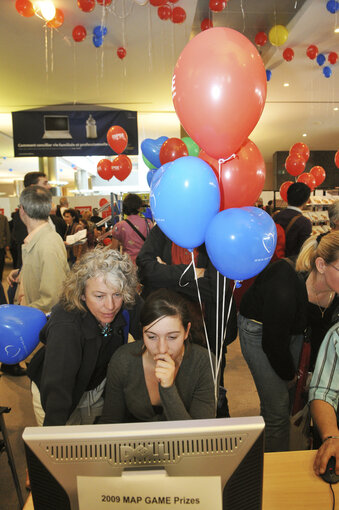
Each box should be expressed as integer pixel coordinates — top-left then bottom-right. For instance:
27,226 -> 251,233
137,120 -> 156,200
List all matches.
0,172 -> 338,482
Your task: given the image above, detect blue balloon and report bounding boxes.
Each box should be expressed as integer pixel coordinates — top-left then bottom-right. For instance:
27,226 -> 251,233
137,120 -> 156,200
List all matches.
150,156 -> 220,250
323,66 -> 332,78
146,169 -> 156,187
93,36 -> 103,48
0,305 -> 47,364
266,69 -> 272,81
93,25 -> 107,37
316,53 -> 326,66
143,207 -> 153,221
326,0 -> 338,13
205,207 -> 277,281
141,136 -> 168,169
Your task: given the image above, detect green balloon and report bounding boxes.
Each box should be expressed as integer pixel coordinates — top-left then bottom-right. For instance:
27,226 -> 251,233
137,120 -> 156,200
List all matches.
181,137 -> 200,157
142,153 -> 156,169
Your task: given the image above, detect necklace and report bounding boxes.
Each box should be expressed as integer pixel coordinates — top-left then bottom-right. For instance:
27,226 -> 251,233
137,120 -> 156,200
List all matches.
311,284 -> 334,319
98,322 -> 112,337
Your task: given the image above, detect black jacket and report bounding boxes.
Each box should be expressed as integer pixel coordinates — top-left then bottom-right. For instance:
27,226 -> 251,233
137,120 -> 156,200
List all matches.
27,297 -> 143,426
136,225 -> 237,354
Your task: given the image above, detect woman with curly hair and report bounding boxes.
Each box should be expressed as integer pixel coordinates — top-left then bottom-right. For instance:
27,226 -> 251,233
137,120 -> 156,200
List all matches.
27,246 -> 142,426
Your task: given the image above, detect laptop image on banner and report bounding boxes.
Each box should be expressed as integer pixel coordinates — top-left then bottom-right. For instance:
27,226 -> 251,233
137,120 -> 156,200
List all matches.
42,115 -> 72,139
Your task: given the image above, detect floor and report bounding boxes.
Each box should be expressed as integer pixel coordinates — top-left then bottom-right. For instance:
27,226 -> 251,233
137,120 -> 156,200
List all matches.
0,257 -> 260,510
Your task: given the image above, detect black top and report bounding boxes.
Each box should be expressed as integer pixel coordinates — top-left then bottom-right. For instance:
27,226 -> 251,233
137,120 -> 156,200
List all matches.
27,296 -> 143,426
240,259 -> 338,380
273,208 -> 312,257
136,225 -> 238,354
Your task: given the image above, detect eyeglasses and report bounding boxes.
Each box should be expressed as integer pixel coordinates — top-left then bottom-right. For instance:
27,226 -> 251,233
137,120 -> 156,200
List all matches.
328,263 -> 339,272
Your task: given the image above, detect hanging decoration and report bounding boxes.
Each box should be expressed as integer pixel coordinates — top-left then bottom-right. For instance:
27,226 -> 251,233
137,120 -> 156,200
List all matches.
72,25 -> 87,42
285,153 -> 306,176
172,6 -> 186,23
97,0 -> 112,5
334,151 -> 339,168
209,0 -> 227,12
111,155 -> 133,181
279,181 -> 293,202
310,166 -> 326,186
117,46 -> 127,59
97,159 -> 114,181
15,0 -> 35,17
158,4 -> 172,20
323,66 -> 332,78
266,69 -> 272,81
283,48 -> 294,62
106,125 -> 128,153
326,0 -> 339,13
254,31 -> 267,46
77,0 -> 96,13
316,53 -> 326,66
47,8 -> 64,28
297,172 -> 317,190
268,25 -> 288,46
306,45 -> 318,60
328,51 -> 338,64
201,18 -> 213,31
289,142 -> 310,162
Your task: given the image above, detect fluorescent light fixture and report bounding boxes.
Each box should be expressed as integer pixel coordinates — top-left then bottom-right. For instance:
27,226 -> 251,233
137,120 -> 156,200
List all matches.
283,83 -> 290,87
34,1 -> 56,21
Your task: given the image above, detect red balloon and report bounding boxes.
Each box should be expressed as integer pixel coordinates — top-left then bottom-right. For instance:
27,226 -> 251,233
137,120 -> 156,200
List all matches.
117,47 -> 127,60
201,18 -> 213,31
328,52 -> 338,65
283,48 -> 294,62
172,6 -> 186,23
310,166 -> 326,186
107,125 -> 128,154
158,4 -> 172,20
168,0 -> 179,2
77,0 -> 95,12
209,0 -> 226,12
279,181 -> 293,202
99,198 -> 108,207
285,153 -> 306,176
97,0 -> 112,5
297,173 -> 316,190
254,31 -> 267,46
72,25 -> 87,42
150,0 -> 166,5
112,155 -> 132,182
289,142 -> 310,162
335,151 -> 339,168
306,45 -> 318,60
172,27 -> 267,160
47,8 -> 64,28
159,138 -> 189,165
15,0 -> 34,17
97,159 -> 114,181
201,139 -> 266,210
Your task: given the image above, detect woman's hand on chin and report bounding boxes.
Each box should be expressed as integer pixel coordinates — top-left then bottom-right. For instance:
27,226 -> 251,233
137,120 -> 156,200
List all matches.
154,353 -> 175,388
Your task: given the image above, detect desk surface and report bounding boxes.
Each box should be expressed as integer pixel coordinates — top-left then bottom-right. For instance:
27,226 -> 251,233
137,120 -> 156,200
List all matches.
24,450 -> 338,510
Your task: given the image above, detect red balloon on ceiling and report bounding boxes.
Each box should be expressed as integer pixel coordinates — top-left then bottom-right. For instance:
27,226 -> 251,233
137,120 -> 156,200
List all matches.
97,0 -> 112,5
168,0 -> 179,3
117,47 -> 127,59
158,4 -> 172,20
172,6 -> 186,23
15,0 -> 34,17
335,150 -> 339,168
97,159 -> 114,181
328,52 -> 338,65
107,126 -> 128,154
310,166 -> 326,186
289,142 -> 310,162
279,181 -> 293,202
72,25 -> 87,42
285,153 -> 306,176
209,0 -> 227,12
77,0 -> 95,12
111,155 -> 132,182
159,138 -> 188,165
47,8 -> 64,29
283,48 -> 294,62
201,18 -> 213,31
306,45 -> 318,60
254,31 -> 267,46
297,173 -> 316,190
150,0 -> 166,6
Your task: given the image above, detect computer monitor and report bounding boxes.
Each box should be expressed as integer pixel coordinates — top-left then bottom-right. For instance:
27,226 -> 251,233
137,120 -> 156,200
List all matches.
23,417 -> 264,510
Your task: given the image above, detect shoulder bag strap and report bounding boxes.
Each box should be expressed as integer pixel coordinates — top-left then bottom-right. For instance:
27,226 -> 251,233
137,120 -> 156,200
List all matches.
124,219 -> 146,241
285,213 -> 302,236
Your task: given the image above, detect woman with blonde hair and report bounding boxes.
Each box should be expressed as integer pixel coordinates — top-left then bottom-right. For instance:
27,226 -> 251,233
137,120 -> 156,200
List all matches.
238,230 -> 339,452
27,246 -> 143,426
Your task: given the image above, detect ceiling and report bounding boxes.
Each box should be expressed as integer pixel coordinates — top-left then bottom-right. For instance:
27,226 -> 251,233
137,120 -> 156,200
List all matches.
0,0 -> 338,187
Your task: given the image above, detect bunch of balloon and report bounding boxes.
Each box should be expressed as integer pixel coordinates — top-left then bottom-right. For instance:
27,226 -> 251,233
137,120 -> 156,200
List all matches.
77,0 -> 95,13
73,25 -> 87,42
97,159 -> 114,181
106,126 -> 128,154
111,155 -> 132,182
141,136 -> 168,169
93,25 -> 107,48
279,181 -> 293,202
15,0 -> 34,17
199,139 -> 266,210
268,25 -> 288,46
159,138 -> 188,165
310,165 -> 326,187
285,142 -> 310,177
0,305 -> 47,364
335,150 -> 339,168
47,8 -> 64,28
297,172 -> 317,190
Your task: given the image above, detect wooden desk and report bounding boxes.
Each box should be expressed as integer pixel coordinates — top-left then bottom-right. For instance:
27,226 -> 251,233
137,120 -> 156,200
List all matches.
24,450 -> 338,510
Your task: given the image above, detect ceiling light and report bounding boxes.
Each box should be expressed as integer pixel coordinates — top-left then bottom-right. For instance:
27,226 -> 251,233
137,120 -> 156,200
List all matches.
334,27 -> 339,33
283,83 -> 289,87
302,133 -> 307,137
34,1 -> 56,21
334,107 -> 339,111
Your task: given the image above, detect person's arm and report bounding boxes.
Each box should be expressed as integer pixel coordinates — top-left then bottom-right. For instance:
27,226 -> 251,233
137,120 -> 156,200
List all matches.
310,400 -> 339,475
4,216 -> 10,247
99,349 -> 128,424
40,322 -> 83,426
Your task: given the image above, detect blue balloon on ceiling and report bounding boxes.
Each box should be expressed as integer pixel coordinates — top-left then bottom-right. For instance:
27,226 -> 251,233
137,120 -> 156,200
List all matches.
323,66 -> 332,78
93,25 -> 107,38
266,69 -> 272,81
8,168 -> 13,172
326,0 -> 338,13
93,36 -> 103,48
316,53 -> 326,66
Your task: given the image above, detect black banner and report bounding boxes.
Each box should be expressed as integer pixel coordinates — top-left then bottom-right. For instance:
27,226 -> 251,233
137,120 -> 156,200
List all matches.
12,108 -> 138,157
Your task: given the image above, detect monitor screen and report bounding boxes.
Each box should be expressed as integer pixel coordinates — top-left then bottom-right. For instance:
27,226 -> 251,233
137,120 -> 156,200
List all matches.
44,115 -> 69,131
23,417 -> 264,510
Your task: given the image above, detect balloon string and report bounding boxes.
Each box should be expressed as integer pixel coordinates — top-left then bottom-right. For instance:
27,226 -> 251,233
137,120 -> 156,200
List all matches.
190,253 -> 216,391
218,154 -> 237,182
147,2 -> 153,72
215,270 -> 219,384
216,280 -> 236,378
178,260 -> 192,288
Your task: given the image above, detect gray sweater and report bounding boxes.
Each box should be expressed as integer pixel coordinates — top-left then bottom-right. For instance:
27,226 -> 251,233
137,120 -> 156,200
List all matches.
100,340 -> 216,423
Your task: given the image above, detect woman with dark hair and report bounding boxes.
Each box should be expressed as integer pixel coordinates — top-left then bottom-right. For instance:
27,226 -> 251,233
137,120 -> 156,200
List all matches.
110,193 -> 153,263
99,288 -> 216,423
